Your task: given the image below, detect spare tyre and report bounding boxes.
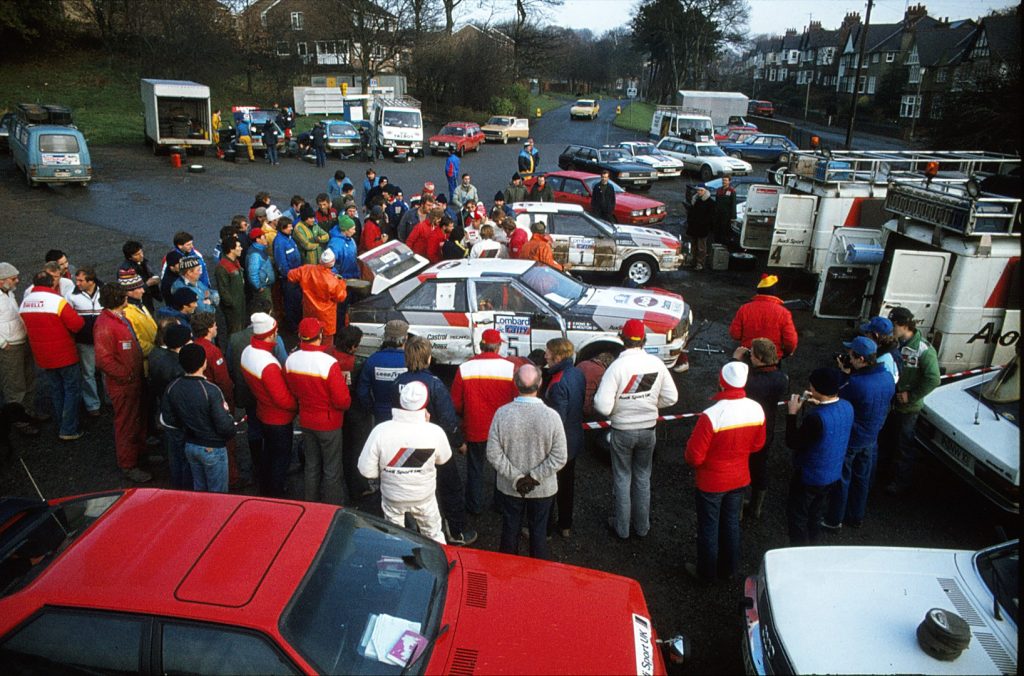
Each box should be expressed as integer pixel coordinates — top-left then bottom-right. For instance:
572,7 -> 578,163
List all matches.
916,608 -> 971,661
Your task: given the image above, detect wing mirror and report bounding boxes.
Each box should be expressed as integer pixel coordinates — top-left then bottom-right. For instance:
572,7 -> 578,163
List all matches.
657,634 -> 689,665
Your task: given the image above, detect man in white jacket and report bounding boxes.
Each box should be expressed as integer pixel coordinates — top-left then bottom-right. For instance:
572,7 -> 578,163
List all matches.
358,380 -> 452,544
594,319 -> 678,539
0,262 -> 42,436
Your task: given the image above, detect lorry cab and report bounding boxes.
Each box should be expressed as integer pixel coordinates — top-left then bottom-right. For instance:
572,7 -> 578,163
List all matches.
9,104 -> 91,187
649,106 -> 714,143
371,96 -> 423,159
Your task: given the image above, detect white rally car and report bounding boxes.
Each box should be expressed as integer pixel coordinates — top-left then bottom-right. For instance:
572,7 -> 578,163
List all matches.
654,137 -> 753,181
744,541 -> 1018,675
512,202 -> 682,286
617,141 -> 686,179
351,241 -> 692,367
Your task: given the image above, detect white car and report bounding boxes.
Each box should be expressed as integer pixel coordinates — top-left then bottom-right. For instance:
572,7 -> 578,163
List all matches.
512,202 -> 682,285
617,141 -> 686,178
350,241 -> 692,367
744,541 -> 1018,675
655,136 -> 753,181
916,362 -> 1019,513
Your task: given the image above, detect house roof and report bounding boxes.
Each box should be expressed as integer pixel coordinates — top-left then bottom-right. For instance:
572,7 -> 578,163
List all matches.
453,23 -> 514,45
804,28 -> 840,50
914,22 -> 976,67
979,14 -> 1021,63
782,32 -> 802,49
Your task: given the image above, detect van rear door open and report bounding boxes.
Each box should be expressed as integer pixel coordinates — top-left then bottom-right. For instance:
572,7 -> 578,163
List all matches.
876,250 -> 952,334
767,195 -> 816,268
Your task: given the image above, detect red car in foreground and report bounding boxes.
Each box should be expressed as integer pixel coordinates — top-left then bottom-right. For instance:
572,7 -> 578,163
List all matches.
0,489 -> 675,674
428,121 -> 484,156
525,170 -> 668,225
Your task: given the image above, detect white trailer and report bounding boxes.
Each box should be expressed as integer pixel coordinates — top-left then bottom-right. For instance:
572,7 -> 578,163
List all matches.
676,91 -> 748,127
140,79 -> 212,154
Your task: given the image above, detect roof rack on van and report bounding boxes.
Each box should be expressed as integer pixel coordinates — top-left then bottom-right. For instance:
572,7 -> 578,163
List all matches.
16,103 -> 75,127
885,173 -> 1020,237
784,149 -> 1020,187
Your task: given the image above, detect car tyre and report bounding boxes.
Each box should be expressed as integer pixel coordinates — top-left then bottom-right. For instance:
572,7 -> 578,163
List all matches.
502,136 -> 508,144
457,145 -> 464,157
729,152 -> 743,159
778,154 -> 790,164
700,164 -> 714,182
622,255 -> 658,286
919,609 -> 972,649
915,624 -> 966,661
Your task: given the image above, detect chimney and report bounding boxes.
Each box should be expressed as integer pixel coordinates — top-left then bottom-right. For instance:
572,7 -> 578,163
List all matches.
809,20 -> 822,31
842,11 -> 861,29
785,28 -> 797,37
904,3 -> 928,25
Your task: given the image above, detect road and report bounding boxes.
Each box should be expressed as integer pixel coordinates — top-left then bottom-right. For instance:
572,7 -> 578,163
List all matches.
0,98 -> 1012,674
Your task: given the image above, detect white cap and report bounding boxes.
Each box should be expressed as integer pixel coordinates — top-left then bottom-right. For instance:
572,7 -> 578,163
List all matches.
266,205 -> 283,221
720,361 -> 748,389
399,380 -> 429,411
251,312 -> 277,337
320,249 -> 336,265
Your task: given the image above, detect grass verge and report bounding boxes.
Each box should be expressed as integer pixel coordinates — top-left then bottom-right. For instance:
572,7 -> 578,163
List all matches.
528,92 -> 572,117
614,100 -> 655,133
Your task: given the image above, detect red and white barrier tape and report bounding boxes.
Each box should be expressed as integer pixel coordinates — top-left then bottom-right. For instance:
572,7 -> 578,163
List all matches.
581,365 -> 1004,431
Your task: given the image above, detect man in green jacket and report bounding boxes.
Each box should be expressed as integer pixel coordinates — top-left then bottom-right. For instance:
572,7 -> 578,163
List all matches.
293,204 -> 329,265
214,235 -> 247,336
883,307 -> 940,496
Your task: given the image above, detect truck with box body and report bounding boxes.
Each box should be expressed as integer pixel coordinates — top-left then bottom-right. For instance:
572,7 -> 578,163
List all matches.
9,103 -> 92,187
140,79 -> 212,155
371,96 -> 423,159
674,91 -> 749,127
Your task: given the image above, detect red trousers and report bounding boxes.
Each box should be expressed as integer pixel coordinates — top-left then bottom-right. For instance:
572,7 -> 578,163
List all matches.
110,383 -> 147,469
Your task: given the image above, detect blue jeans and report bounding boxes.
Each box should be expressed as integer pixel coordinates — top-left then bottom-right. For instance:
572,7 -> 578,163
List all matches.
314,147 -> 327,167
43,364 -> 81,436
825,444 -> 875,526
76,344 -> 100,412
787,474 -> 832,545
266,143 -> 279,164
608,427 -> 656,538
185,442 -> 228,493
465,441 -> 490,515
695,487 -> 745,580
498,492 -> 553,559
884,410 -> 919,490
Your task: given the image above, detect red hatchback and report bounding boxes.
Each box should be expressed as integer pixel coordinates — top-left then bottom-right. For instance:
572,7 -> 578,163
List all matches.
428,121 -> 484,156
0,490 -> 672,674
526,170 -> 668,225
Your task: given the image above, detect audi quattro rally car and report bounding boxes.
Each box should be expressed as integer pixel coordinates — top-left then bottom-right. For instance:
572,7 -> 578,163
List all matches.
351,241 -> 691,367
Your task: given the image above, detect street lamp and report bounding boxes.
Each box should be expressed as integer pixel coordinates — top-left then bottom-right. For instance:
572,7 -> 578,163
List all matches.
910,67 -> 926,140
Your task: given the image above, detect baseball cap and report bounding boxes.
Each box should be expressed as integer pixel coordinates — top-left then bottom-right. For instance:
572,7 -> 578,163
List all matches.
320,249 -> 336,265
266,205 -> 282,221
0,262 -> 18,278
859,316 -> 893,336
254,206 -> 268,219
756,273 -> 779,290
481,329 -> 504,344
888,306 -> 915,325
248,228 -> 265,242
383,319 -> 409,342
399,380 -> 429,411
621,319 -> 646,341
843,335 -> 878,358
298,317 -> 323,341
810,367 -> 842,396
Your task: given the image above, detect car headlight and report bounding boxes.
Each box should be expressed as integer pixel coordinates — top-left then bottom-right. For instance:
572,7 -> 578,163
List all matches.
620,172 -> 632,179
631,209 -> 643,217
430,141 -> 438,146
656,206 -> 667,213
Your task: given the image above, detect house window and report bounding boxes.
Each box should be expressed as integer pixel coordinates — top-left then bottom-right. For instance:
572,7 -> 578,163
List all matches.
290,11 -> 303,30
885,51 -> 896,63
930,94 -> 944,119
276,41 -> 290,56
970,31 -> 989,58
370,44 -> 386,61
905,46 -> 919,65
768,69 -> 777,82
867,76 -> 876,94
296,42 -> 308,59
900,94 -> 922,118
935,68 -> 947,83
872,52 -> 880,63
779,68 -> 788,81
908,65 -> 921,84
857,75 -> 866,93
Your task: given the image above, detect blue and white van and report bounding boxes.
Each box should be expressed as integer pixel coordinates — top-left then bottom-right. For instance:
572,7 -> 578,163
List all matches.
10,115 -> 92,187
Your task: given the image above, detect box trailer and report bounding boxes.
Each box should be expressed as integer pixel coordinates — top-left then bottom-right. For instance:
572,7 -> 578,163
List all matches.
140,79 -> 212,154
676,91 -> 749,127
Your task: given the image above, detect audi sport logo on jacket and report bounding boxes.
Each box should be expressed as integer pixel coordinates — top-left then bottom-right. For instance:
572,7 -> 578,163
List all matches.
623,373 -> 658,394
387,447 -> 435,469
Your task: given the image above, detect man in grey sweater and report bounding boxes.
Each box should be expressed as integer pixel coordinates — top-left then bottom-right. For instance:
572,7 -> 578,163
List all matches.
487,364 -> 567,559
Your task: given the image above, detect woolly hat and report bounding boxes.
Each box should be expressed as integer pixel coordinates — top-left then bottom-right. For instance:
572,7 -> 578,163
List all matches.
117,269 -> 144,290
810,367 -> 842,396
163,324 -> 192,349
0,262 -> 18,278
298,317 -> 323,341
251,312 -> 277,338
178,256 -> 201,272
178,343 -> 207,373
422,181 -> 435,193
621,318 -> 646,341
756,273 -> 779,290
399,380 -> 429,411
299,203 -> 316,220
320,249 -> 336,265
720,361 -> 749,389
170,288 -> 198,309
254,206 -> 268,219
494,191 -> 506,202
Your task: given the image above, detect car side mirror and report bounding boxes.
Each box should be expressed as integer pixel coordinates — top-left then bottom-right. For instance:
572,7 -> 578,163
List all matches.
657,635 -> 689,665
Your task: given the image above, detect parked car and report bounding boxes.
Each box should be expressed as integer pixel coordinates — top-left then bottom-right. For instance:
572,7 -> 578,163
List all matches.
743,540 -> 1018,674
714,123 -> 759,142
428,121 -> 484,156
748,99 -> 775,117
353,242 -> 691,367
240,108 -> 285,153
322,119 -> 362,158
654,137 -> 752,181
719,134 -> 798,164
525,170 -> 667,226
916,358 -> 1019,514
480,116 -> 529,144
722,128 -> 757,144
512,201 -> 681,284
9,116 -> 92,187
569,99 -> 600,120
557,145 -> 657,191
0,112 -> 13,151
684,175 -> 763,232
0,489 -> 675,675
616,141 -> 686,178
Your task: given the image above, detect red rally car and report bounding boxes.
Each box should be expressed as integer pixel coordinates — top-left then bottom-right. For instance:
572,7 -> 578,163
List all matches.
0,489 -> 679,674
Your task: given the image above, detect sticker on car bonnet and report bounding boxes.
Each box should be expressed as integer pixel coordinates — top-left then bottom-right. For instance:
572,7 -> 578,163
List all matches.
632,613 -> 656,676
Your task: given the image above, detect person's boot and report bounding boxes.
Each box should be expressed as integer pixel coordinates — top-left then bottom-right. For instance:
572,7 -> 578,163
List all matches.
751,489 -> 768,521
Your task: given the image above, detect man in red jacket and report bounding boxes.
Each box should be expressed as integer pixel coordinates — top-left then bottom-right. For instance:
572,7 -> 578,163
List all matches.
684,361 -> 766,581
451,329 -> 518,514
406,207 -> 442,259
94,282 -> 151,483
241,312 -> 297,497
729,274 -> 798,358
19,271 -> 85,440
426,215 -> 454,263
285,318 -> 352,504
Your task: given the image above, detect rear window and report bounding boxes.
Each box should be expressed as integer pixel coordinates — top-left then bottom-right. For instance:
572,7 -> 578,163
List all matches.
39,134 -> 80,153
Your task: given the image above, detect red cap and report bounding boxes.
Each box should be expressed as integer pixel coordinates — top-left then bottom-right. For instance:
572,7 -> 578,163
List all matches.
248,228 -> 265,242
621,319 -> 646,341
481,329 -> 504,344
298,317 -> 323,340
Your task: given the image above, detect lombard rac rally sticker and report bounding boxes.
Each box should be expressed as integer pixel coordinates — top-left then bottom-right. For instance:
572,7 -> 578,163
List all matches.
632,613 -> 655,676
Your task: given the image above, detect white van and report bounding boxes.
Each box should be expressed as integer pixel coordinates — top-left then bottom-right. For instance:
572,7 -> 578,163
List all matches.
649,106 -> 714,143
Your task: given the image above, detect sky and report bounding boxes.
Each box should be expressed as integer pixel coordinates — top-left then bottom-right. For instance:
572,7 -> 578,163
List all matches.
476,0 -> 1017,38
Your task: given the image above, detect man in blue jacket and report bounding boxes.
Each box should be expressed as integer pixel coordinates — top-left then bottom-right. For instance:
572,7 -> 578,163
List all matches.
543,338 -> 586,538
823,336 -> 896,530
272,218 -> 302,331
327,219 -> 359,333
444,149 -> 460,203
356,320 -> 409,425
245,229 -> 275,309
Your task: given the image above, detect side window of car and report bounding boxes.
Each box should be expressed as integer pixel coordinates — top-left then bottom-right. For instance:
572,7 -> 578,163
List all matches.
398,280 -> 467,312
561,179 -> 587,197
753,136 -> 768,145
474,280 -> 538,314
0,608 -> 145,673
545,175 -> 564,191
161,622 -> 299,676
557,213 -> 605,238
682,144 -> 695,156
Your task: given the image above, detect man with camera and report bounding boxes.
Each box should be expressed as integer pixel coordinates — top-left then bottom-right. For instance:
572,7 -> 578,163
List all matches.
822,336 -> 896,530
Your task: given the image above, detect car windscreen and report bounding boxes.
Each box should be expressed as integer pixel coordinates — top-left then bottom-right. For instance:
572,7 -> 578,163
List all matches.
486,117 -> 510,126
0,493 -> 121,598
327,123 -> 357,137
439,126 -> 465,136
280,510 -> 448,675
597,149 -> 630,162
697,145 -> 726,157
677,117 -> 713,133
39,134 -> 81,153
975,542 -> 1018,624
575,100 -> 594,107
249,110 -> 277,125
520,265 -> 586,308
383,110 -> 421,128
583,176 -> 624,194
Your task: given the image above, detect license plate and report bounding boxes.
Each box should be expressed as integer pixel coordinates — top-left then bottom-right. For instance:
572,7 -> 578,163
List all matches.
54,169 -> 70,177
934,431 -> 975,472
662,256 -> 677,265
633,180 -> 649,185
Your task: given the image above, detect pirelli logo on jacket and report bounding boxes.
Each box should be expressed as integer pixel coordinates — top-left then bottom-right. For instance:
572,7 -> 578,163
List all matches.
622,372 -> 658,395
387,447 -> 435,469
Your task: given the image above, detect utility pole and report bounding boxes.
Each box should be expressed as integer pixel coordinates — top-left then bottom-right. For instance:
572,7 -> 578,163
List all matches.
845,0 -> 874,149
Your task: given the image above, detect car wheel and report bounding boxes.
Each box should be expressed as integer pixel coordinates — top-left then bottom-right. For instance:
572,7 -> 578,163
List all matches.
502,136 -> 508,144
473,142 -> 480,152
700,165 -> 714,182
729,152 -> 743,159
778,154 -> 789,164
457,145 -> 464,157
622,255 -> 658,286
